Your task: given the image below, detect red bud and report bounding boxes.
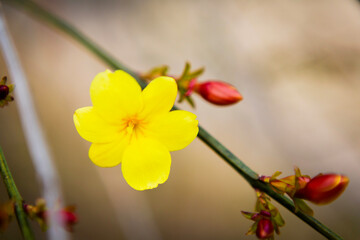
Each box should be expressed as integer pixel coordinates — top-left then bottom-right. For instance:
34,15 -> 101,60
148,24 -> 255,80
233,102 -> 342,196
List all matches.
294,174 -> 349,205
0,85 -> 9,100
256,218 -> 274,239
195,81 -> 242,105
0,76 -> 14,107
59,207 -> 78,232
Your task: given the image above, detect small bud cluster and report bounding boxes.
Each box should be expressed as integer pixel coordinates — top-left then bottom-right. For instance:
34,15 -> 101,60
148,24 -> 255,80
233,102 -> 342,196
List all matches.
0,76 -> 14,108
259,167 -> 349,215
24,198 -> 78,232
142,62 -> 242,107
242,191 -> 285,240
242,168 -> 349,239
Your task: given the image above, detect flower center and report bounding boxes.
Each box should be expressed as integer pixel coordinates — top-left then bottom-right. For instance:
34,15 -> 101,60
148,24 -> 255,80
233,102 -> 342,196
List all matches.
126,119 -> 139,134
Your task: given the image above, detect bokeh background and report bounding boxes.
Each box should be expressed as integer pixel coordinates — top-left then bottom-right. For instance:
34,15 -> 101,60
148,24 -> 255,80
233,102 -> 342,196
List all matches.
1,0 -> 360,239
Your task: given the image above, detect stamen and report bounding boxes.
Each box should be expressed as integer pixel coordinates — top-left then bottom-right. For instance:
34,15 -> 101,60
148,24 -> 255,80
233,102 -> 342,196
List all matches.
126,119 -> 137,134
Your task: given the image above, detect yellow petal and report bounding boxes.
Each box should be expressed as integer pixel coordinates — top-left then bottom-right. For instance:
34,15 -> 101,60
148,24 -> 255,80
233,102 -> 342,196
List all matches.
147,110 -> 199,151
74,106 -> 121,143
121,138 -> 171,190
89,135 -> 129,167
90,70 -> 142,123
139,76 -> 177,119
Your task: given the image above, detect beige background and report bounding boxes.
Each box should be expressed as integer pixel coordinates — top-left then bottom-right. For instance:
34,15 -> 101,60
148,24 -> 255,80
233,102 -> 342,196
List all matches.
1,0 -> 360,239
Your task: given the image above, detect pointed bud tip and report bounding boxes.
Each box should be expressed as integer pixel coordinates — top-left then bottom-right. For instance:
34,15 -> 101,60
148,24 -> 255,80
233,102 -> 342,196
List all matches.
59,206 -> 78,231
195,81 -> 243,106
295,173 -> 349,205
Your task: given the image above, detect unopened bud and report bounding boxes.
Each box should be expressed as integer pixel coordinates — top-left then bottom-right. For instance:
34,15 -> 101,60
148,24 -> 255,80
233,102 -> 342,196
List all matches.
256,218 -> 274,239
23,199 -> 77,232
59,207 -> 78,232
194,81 -> 242,106
294,174 -> 349,205
0,76 -> 14,107
0,85 -> 9,100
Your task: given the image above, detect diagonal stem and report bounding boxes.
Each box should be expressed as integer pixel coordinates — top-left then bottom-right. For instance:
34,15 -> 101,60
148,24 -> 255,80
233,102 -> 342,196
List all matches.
0,147 -> 34,240
4,0 -> 343,239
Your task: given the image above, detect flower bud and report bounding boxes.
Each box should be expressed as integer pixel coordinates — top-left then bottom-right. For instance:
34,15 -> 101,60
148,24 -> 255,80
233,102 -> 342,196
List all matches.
294,174 -> 349,205
194,81 -> 242,105
0,76 -> 14,107
24,199 -> 77,231
256,218 -> 274,239
0,85 -> 9,100
59,207 -> 78,232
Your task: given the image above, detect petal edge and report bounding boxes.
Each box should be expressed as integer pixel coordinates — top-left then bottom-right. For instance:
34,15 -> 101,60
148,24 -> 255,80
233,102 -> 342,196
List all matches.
73,106 -> 119,143
121,138 -> 171,190
90,70 -> 142,122
147,110 -> 199,151
139,76 -> 177,120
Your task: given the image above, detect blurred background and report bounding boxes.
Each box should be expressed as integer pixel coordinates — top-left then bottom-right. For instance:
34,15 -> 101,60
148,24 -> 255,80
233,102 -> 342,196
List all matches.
1,0 -> 360,239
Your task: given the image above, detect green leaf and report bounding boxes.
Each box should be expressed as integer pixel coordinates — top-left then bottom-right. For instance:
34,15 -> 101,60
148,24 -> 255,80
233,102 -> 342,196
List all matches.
267,201 -> 276,211
5,95 -> 14,102
177,86 -> 186,102
293,198 -> 314,216
294,166 -> 302,177
273,211 -> 285,227
177,86 -> 195,108
246,222 -> 257,235
151,65 -> 168,76
0,76 -> 6,85
0,100 -> 6,107
185,96 -> 195,108
8,84 -> 14,93
270,171 -> 282,181
241,211 -> 255,220
180,62 -> 191,80
142,65 -> 169,80
255,199 -> 262,212
178,93 -> 185,103
183,67 -> 204,81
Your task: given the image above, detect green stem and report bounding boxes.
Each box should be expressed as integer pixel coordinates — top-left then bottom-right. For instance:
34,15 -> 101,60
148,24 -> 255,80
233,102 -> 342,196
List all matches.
0,147 -> 34,240
5,0 -> 343,239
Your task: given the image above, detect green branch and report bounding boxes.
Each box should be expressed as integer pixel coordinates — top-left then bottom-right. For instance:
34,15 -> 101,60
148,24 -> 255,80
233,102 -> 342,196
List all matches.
4,0 -> 343,239
0,147 -> 34,240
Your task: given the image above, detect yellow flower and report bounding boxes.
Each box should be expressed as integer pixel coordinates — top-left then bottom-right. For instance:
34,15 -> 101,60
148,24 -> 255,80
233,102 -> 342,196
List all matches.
73,70 -> 199,190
